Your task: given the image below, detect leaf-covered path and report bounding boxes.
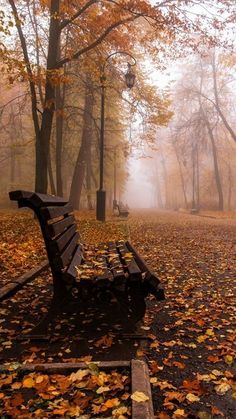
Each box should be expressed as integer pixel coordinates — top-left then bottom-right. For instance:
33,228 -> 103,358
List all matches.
0,209 -> 235,417
128,210 -> 236,418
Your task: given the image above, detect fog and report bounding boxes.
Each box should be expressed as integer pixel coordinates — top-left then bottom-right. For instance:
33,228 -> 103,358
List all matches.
1,2 -> 236,213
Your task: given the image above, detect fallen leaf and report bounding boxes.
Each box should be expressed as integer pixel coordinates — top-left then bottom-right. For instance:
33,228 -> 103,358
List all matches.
131,391 -> 149,402
186,393 -> 200,402
104,398 -> 120,408
215,382 -> 231,395
207,355 -> 220,363
96,386 -> 110,394
224,355 -> 233,365
211,406 -> 225,416
197,411 -> 212,419
173,361 -> 185,369
69,369 -> 90,382
173,409 -> 185,416
22,376 -> 35,388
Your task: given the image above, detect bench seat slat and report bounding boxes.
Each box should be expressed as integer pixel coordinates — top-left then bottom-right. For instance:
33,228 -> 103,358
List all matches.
95,243 -> 113,284
117,240 -> 142,279
46,215 -> 75,238
107,242 -> 126,280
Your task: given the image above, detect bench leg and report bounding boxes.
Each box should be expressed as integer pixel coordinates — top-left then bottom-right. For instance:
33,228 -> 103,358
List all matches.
112,284 -> 146,329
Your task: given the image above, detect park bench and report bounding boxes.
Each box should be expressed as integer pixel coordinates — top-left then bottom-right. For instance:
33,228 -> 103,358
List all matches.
9,190 -> 164,336
113,199 -> 129,217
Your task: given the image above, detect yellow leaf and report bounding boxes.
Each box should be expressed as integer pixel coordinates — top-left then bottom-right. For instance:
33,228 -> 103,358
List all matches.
206,329 -> 214,336
112,406 -> 128,415
173,409 -> 185,416
131,391 -> 149,402
35,375 -> 46,384
150,377 -> 158,384
197,411 -> 212,419
69,369 -> 90,382
224,355 -> 233,365
186,393 -> 200,402
96,386 -> 110,394
22,377 -> 35,388
211,370 -> 222,376
197,335 -> 207,343
215,383 -> 231,395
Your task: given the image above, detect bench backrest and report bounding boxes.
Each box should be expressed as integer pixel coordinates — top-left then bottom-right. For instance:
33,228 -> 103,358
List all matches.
9,190 -> 80,279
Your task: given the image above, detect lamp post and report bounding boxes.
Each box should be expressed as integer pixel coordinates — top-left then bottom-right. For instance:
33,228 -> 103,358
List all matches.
96,51 -> 136,222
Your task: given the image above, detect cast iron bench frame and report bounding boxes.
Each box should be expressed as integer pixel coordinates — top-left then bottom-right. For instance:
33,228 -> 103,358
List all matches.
9,190 -> 164,336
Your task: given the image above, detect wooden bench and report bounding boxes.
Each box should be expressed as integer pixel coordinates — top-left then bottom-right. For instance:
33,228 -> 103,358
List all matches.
9,190 -> 164,336
113,200 -> 129,217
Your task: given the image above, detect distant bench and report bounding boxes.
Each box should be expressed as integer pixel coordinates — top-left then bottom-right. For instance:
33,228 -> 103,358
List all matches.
9,190 -> 164,335
113,200 -> 129,217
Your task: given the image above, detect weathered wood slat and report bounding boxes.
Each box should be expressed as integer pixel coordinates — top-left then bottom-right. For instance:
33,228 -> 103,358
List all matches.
117,240 -> 142,280
95,243 -> 113,284
50,224 -> 78,253
46,215 -> 75,238
9,190 -> 33,202
107,242 -> 126,289
56,232 -> 79,268
65,245 -> 83,282
9,190 -> 68,207
40,203 -> 73,221
126,241 -> 165,301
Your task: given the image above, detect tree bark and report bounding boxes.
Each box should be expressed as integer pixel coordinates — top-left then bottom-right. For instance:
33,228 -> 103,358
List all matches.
201,107 -> 224,210
86,135 -> 93,210
35,0 -> 60,193
69,77 -> 94,209
212,52 -> 236,144
55,84 -> 65,196
172,140 -> 188,208
48,150 -> 56,195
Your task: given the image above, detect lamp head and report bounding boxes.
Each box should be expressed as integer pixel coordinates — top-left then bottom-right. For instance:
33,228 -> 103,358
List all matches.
125,63 -> 135,88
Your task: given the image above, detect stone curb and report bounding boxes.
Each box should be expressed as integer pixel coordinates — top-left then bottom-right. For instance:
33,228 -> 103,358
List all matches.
0,359 -> 154,418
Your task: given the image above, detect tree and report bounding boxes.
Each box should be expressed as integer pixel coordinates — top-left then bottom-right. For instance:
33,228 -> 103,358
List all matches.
4,0 -> 234,194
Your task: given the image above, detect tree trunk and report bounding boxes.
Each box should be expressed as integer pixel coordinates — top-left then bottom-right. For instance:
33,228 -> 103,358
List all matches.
201,108 -> 224,210
55,84 -> 65,196
172,141 -> 188,208
212,52 -> 236,144
48,150 -> 56,195
69,76 -> 94,209
35,0 -> 60,193
227,164 -> 232,211
86,140 -> 93,210
196,142 -> 200,210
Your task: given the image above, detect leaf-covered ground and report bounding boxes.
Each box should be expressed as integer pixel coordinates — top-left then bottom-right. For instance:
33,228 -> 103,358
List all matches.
0,364 -> 131,417
0,209 -> 235,418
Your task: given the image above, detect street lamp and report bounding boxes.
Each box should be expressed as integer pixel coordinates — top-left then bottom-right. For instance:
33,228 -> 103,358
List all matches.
96,51 -> 136,222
